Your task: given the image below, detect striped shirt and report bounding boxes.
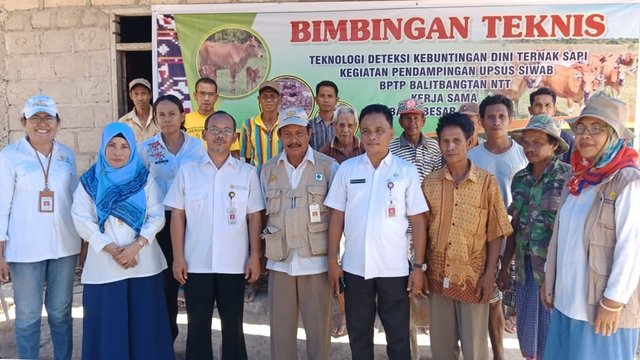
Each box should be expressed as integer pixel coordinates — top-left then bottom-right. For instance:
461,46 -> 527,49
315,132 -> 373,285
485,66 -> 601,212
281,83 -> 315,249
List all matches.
240,113 -> 282,173
309,115 -> 334,150
389,133 -> 444,183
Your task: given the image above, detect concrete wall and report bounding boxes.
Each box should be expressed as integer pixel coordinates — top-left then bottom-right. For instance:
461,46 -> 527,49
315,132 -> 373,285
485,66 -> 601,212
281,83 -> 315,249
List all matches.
0,0 -> 283,172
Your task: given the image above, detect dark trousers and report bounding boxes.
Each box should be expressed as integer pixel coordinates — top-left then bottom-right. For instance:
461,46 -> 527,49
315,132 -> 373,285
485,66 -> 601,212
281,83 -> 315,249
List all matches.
157,210 -> 180,341
344,272 -> 411,360
82,274 -> 174,360
184,273 -> 247,360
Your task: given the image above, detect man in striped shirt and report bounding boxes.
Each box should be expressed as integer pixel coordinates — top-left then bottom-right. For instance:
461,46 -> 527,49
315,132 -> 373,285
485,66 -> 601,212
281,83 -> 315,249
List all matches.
240,81 -> 283,174
390,98 -> 444,182
309,80 -> 340,150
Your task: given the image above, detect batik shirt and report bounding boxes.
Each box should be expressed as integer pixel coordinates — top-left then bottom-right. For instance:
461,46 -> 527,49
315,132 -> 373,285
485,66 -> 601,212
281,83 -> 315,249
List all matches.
508,156 -> 571,285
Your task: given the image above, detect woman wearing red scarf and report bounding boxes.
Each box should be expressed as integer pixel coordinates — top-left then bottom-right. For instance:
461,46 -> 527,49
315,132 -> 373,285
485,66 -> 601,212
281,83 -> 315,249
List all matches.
542,92 -> 640,359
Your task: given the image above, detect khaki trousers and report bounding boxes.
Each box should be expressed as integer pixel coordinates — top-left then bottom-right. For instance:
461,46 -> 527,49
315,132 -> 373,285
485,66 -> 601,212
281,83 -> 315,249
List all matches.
429,292 -> 490,360
268,270 -> 331,360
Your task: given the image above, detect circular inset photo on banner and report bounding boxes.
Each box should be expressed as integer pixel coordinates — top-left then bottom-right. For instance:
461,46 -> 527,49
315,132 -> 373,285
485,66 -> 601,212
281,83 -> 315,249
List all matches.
197,27 -> 269,98
272,75 -> 315,116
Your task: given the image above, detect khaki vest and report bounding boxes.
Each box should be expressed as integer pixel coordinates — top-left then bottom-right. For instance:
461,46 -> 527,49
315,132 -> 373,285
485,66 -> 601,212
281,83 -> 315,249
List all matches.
261,151 -> 334,261
545,167 -> 640,328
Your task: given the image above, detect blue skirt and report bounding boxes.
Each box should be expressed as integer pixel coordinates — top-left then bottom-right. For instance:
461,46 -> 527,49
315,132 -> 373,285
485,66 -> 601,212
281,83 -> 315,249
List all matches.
544,308 -> 639,360
82,273 -> 175,360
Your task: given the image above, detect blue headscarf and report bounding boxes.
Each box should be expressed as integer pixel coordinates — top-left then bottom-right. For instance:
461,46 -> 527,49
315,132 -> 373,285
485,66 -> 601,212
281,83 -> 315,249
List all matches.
80,123 -> 149,234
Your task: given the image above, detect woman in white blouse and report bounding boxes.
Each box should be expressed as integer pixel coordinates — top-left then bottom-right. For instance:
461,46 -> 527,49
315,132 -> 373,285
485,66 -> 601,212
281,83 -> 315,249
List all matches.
0,95 -> 80,360
139,94 -> 204,341
72,122 -> 173,360
543,93 -> 640,359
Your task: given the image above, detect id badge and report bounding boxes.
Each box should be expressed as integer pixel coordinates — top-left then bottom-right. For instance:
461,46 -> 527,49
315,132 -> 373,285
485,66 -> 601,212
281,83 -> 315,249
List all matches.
386,200 -> 396,218
443,277 -> 450,289
309,203 -> 321,223
227,207 -> 237,225
39,190 -> 54,213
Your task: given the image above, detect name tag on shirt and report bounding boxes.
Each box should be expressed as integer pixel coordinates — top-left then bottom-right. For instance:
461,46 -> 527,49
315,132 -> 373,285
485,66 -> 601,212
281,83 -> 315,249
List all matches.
38,190 -> 54,212
350,179 -> 366,184
309,203 -> 321,223
386,200 -> 396,218
154,159 -> 169,164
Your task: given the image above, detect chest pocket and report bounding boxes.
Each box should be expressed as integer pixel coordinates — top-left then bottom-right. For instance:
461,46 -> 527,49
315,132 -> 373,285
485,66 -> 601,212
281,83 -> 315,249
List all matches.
184,191 -> 207,215
539,195 -> 561,229
307,185 -> 328,211
265,189 -> 282,215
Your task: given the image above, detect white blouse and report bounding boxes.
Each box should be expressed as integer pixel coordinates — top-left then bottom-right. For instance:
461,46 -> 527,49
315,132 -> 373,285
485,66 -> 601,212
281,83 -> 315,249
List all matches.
139,132 -> 205,207
71,178 -> 167,284
0,138 -> 81,262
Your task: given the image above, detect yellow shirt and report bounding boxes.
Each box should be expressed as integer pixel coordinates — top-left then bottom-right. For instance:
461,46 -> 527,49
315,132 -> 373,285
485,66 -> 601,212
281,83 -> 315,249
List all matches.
184,111 -> 240,151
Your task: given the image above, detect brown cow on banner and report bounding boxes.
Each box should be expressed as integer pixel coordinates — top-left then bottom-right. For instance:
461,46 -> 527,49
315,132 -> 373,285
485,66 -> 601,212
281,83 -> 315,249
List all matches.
199,37 -> 263,94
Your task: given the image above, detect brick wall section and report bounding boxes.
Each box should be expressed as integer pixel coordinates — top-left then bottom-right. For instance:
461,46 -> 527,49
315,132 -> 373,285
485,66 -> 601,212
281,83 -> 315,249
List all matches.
1,0 -> 329,172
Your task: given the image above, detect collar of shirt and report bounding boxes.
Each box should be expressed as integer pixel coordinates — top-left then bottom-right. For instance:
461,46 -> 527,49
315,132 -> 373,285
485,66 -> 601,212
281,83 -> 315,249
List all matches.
441,161 -> 480,184
200,152 -> 238,170
360,150 -> 394,169
330,136 -> 360,150
278,145 -> 315,168
254,113 -> 278,131
313,115 -> 332,126
399,132 -> 428,148
518,155 -> 565,183
129,105 -> 154,129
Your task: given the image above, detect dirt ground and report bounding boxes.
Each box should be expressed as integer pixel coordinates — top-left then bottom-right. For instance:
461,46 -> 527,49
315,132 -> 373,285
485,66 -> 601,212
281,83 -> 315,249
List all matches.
0,278 -> 527,359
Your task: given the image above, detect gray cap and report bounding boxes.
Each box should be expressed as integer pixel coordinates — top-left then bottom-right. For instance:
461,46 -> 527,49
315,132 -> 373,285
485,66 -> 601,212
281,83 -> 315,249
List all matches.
277,107 -> 308,131
128,78 -> 151,91
258,80 -> 281,95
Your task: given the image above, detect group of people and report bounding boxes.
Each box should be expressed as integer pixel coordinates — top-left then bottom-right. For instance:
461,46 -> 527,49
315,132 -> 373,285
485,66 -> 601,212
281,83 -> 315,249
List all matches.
0,73 -> 638,360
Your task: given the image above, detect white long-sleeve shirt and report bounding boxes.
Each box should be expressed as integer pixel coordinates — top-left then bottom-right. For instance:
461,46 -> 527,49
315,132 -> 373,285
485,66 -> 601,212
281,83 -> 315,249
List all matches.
0,138 -> 81,262
72,178 -> 167,284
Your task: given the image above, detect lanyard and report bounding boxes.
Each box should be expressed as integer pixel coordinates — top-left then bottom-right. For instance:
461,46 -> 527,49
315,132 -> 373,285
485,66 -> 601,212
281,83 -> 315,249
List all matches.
30,141 -> 54,190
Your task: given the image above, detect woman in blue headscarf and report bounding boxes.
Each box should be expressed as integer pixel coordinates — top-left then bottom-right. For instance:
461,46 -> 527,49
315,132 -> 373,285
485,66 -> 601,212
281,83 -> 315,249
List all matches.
72,122 -> 174,360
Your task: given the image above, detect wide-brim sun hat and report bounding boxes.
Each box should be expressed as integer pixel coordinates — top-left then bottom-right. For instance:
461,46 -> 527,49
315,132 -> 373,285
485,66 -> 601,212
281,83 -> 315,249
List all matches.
511,114 -> 569,155
566,92 -> 633,140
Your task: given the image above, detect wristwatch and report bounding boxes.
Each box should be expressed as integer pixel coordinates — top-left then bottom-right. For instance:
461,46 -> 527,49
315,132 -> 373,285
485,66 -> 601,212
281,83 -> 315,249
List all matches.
413,263 -> 427,272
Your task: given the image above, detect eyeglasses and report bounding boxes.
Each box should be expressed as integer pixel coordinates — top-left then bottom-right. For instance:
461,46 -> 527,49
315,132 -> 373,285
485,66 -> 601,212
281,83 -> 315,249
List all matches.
197,91 -> 217,98
207,127 -> 234,136
27,116 -> 57,125
573,124 -> 607,136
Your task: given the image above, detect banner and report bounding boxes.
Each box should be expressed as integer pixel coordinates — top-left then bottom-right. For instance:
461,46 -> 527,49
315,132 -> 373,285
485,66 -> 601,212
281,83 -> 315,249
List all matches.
152,2 -> 640,133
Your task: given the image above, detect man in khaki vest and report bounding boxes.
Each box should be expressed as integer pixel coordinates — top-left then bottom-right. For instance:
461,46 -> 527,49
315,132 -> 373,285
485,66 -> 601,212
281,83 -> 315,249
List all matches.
260,107 -> 339,360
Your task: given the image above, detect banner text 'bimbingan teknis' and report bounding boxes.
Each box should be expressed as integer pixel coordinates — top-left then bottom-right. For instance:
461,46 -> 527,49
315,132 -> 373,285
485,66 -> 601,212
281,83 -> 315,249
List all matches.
152,1 -> 639,134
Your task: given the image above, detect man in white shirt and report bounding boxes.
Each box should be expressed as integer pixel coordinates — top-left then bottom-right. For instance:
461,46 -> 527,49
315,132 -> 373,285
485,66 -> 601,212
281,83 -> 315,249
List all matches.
164,111 -> 264,360
260,107 -> 338,360
467,94 -> 528,360
325,104 -> 428,360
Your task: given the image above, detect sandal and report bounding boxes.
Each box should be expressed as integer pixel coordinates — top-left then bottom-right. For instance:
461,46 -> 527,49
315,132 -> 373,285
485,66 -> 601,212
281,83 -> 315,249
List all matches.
331,314 -> 348,338
505,316 -> 517,334
244,283 -> 258,303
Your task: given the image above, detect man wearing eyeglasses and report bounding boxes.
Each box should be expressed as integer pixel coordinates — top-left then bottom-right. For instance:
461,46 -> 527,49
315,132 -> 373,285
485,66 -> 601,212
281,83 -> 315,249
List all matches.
260,107 -> 338,360
185,77 -> 241,157
165,111 -> 264,360
118,78 -> 159,143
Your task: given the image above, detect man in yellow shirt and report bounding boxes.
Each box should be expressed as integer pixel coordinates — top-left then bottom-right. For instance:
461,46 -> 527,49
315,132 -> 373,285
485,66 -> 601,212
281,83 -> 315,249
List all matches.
185,77 -> 240,157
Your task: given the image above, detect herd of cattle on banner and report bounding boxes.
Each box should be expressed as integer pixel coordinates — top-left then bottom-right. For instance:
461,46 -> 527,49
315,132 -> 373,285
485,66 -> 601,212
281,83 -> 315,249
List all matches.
195,34 -> 637,115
